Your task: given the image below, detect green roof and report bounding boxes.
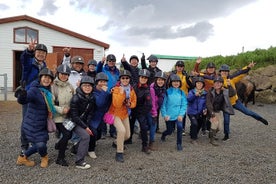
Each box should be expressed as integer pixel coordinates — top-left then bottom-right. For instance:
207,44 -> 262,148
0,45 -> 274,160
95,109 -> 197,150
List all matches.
153,54 -> 198,60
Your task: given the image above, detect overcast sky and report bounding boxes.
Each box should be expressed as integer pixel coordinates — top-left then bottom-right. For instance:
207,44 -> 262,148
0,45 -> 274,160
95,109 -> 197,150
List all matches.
1,0 -> 276,59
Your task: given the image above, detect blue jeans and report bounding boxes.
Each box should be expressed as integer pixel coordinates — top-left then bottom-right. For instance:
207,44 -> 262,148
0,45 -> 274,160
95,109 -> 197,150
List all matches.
24,141 -> 47,157
223,112 -> 231,135
233,100 -> 263,121
162,120 -> 183,145
148,114 -> 157,142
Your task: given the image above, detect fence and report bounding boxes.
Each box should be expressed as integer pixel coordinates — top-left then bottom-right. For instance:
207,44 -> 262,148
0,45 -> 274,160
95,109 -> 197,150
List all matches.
0,73 -> 8,101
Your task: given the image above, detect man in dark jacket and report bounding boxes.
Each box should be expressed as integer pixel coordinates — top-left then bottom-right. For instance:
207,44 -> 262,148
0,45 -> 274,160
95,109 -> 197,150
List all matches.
141,54 -> 161,85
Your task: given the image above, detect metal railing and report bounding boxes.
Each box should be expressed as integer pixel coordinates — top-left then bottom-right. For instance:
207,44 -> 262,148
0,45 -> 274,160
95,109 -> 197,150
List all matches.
0,73 -> 8,101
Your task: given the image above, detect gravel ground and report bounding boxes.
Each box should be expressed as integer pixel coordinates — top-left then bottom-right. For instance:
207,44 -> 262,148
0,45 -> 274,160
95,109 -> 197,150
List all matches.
0,101 -> 275,184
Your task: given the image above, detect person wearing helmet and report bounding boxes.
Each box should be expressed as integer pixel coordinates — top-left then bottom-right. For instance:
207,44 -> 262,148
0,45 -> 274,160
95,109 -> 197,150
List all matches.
160,74 -> 187,151
121,54 -> 140,86
129,69 -> 152,154
187,77 -> 208,144
17,40 -> 48,156
141,54 -> 161,84
149,71 -> 167,150
206,76 -> 235,146
51,64 -> 74,166
107,70 -> 137,162
88,72 -> 111,159
87,59 -> 98,79
217,62 -> 268,140
167,60 -> 192,136
16,68 -> 54,168
96,54 -> 120,138
70,76 -> 96,169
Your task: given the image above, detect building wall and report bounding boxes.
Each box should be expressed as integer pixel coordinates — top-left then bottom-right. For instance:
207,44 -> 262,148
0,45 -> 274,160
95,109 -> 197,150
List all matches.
0,20 -> 106,91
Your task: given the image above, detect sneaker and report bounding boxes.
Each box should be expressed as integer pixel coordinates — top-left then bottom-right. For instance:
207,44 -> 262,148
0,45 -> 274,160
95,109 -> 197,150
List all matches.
182,132 -> 186,136
201,130 -> 207,136
76,162 -> 91,169
115,153 -> 124,163
222,134 -> 229,141
16,155 -> 35,167
124,139 -> 132,144
56,158 -> 69,166
177,144 -> 183,151
88,151 -> 97,159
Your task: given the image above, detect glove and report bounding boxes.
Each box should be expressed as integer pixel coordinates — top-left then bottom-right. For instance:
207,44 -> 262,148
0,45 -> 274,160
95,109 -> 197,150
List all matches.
152,116 -> 158,124
141,53 -> 145,61
14,81 -> 27,98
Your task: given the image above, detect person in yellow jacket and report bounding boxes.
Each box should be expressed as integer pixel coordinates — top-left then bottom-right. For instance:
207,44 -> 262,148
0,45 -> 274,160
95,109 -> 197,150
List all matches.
217,62 -> 269,140
107,70 -> 137,162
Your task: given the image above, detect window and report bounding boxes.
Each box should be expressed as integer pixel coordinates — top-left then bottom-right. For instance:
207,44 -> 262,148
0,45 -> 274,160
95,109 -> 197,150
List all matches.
14,27 -> 38,43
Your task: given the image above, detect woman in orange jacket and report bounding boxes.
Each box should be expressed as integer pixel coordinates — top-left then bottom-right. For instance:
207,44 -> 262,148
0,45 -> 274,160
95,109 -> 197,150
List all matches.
108,70 -> 137,162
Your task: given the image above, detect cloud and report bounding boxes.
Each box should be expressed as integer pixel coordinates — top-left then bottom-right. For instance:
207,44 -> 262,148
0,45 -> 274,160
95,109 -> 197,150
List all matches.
0,4 -> 9,10
37,0 -> 58,16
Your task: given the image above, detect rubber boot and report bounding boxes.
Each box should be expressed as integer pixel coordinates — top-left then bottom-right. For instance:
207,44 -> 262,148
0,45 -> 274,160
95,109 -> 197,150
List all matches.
41,155 -> 49,168
16,155 -> 35,167
209,129 -> 218,146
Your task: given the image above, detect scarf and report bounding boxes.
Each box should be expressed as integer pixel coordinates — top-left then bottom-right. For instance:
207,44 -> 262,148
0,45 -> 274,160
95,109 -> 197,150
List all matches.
39,87 -> 56,117
153,83 -> 166,107
121,84 -> 131,115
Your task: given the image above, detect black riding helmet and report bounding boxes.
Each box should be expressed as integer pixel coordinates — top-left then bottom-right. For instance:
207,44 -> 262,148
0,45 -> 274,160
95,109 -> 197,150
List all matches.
129,55 -> 139,63
219,64 -> 230,72
119,70 -> 132,78
57,64 -> 71,75
169,74 -> 182,88
88,59 -> 97,66
39,68 -> 54,81
193,76 -> 205,88
139,69 -> 150,78
35,44 -> 48,53
155,71 -> 167,80
80,76 -> 94,86
95,72 -> 108,83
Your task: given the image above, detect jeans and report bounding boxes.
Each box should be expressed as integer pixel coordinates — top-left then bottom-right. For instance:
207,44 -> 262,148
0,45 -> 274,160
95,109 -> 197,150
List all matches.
233,100 -> 263,121
223,112 -> 231,135
24,141 -> 47,157
162,120 -> 183,145
188,114 -> 204,140
148,114 -> 157,142
21,104 -> 29,150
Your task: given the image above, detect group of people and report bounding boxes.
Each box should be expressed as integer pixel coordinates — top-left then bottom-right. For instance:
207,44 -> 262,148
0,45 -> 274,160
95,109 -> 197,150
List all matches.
15,41 -> 269,170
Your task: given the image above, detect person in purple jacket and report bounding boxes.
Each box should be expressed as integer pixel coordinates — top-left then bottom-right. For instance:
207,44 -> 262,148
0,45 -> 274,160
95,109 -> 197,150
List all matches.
187,77 -> 207,144
149,71 -> 167,150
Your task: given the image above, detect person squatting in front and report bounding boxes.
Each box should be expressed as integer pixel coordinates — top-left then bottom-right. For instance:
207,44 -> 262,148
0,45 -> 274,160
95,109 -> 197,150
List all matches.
52,64 -> 74,166
206,76 -> 235,146
88,72 -> 112,159
131,69 -> 152,154
16,68 -> 55,168
160,74 -> 187,151
107,70 -> 137,162
69,76 -> 96,169
187,77 -> 207,145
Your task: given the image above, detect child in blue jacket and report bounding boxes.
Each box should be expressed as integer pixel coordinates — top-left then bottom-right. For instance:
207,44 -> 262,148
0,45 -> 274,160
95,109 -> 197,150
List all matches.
161,74 -> 187,151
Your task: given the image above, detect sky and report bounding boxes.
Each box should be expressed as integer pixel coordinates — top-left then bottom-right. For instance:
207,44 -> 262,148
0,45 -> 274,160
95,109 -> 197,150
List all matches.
1,0 -> 276,60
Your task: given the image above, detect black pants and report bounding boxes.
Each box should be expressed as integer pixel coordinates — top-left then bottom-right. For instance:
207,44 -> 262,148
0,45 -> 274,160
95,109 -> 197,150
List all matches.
88,127 -> 102,152
56,123 -> 72,159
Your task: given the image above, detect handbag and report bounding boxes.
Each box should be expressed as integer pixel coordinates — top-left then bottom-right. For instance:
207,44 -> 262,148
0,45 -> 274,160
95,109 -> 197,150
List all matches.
47,117 -> 57,133
103,112 -> 115,125
63,119 -> 76,131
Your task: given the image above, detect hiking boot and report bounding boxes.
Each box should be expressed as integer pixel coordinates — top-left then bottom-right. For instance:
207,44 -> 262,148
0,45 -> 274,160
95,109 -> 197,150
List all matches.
56,158 -> 68,167
16,155 -> 35,167
259,118 -> 268,125
88,151 -> 97,159
76,162 -> 91,169
142,146 -> 151,154
222,134 -> 229,141
115,153 -> 124,163
40,155 -> 49,168
148,142 -> 157,151
177,144 -> 183,151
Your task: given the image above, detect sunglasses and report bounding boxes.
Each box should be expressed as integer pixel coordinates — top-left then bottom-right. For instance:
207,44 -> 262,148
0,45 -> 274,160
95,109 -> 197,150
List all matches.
108,60 -> 116,62
121,77 -> 130,80
176,65 -> 184,67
